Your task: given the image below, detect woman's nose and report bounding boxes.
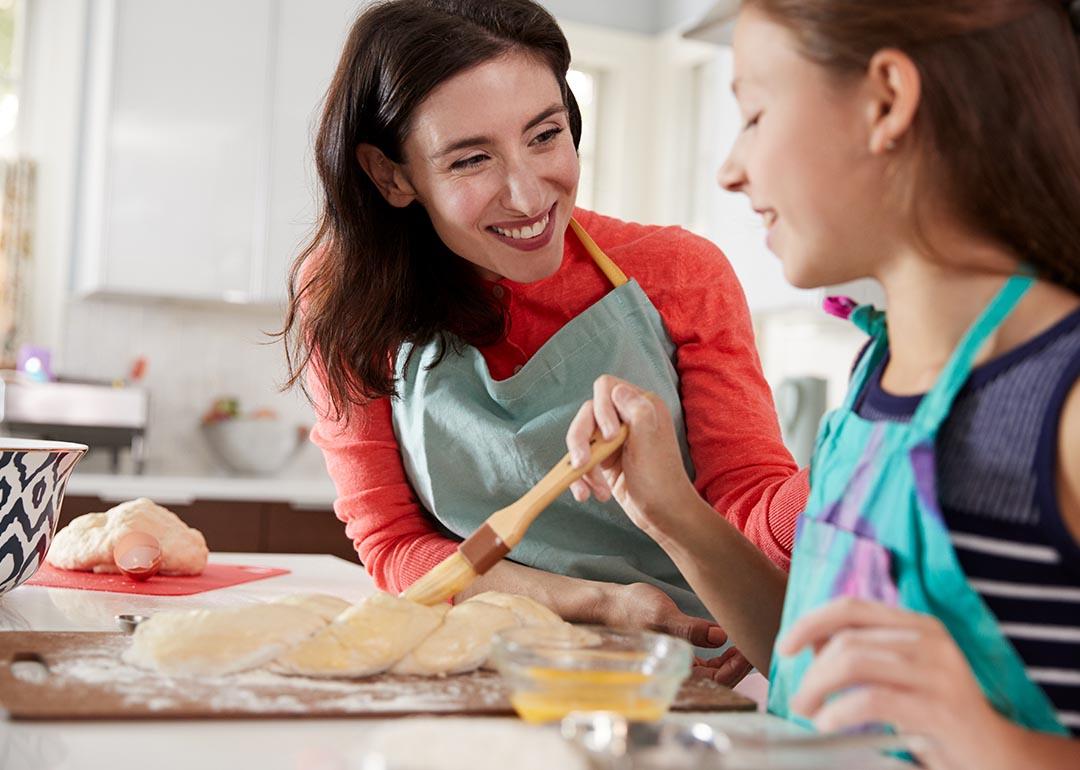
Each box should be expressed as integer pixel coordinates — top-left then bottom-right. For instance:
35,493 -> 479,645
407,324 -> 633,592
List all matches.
502,157 -> 545,216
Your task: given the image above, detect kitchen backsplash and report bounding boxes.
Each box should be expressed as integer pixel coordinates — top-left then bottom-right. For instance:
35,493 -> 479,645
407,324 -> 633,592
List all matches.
56,290 -> 869,478
59,296 -> 327,477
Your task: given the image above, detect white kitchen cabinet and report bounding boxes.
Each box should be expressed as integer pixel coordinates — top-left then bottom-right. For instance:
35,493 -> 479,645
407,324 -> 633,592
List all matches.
263,0 -> 367,304
76,0 -> 368,304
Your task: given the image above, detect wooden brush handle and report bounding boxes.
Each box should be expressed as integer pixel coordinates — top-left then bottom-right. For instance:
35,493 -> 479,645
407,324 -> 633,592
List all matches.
485,425 -> 629,547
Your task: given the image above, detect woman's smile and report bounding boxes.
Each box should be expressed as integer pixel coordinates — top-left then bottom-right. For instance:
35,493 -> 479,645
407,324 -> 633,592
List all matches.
487,202 -> 558,252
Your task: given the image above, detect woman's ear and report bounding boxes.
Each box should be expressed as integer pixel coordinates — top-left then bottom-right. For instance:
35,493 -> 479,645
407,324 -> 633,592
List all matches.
356,144 -> 417,207
864,48 -> 921,155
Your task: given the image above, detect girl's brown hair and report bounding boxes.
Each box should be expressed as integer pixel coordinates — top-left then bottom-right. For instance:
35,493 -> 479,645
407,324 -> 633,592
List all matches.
277,0 -> 581,422
747,0 -> 1080,290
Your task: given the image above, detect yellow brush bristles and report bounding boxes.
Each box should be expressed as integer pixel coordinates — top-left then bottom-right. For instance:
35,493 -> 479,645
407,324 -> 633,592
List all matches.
401,552 -> 480,606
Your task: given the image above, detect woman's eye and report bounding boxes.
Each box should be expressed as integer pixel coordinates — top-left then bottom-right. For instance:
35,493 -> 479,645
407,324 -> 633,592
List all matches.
742,113 -> 762,132
532,127 -> 563,145
451,154 -> 489,171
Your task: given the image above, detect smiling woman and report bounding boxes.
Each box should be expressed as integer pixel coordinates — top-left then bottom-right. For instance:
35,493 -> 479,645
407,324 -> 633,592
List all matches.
276,0 -> 810,682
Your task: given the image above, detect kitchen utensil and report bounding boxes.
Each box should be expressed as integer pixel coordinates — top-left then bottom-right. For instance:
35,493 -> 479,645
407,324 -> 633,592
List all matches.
201,418 -> 304,476
491,625 -> 692,724
562,711 -> 929,769
401,426 -> 628,606
115,614 -> 150,633
0,438 -> 87,596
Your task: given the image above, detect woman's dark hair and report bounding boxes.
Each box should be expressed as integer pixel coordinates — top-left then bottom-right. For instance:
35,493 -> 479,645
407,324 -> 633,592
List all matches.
277,0 -> 581,422
746,0 -> 1080,291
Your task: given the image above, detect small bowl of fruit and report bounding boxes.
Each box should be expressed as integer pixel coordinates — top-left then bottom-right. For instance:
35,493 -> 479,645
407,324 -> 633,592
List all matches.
200,397 -> 305,476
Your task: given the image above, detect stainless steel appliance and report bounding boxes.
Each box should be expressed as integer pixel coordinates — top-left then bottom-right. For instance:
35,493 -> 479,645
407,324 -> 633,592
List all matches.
0,376 -> 149,473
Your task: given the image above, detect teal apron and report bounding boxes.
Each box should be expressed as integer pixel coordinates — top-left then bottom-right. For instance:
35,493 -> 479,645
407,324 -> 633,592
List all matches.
768,275 -> 1068,736
391,220 -> 712,623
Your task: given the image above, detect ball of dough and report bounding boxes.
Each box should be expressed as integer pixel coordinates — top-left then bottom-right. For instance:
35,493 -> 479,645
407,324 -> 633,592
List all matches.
47,498 -> 208,575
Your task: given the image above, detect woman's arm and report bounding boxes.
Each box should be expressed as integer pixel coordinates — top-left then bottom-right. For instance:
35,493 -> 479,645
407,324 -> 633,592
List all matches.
645,230 -> 808,568
308,372 -> 460,595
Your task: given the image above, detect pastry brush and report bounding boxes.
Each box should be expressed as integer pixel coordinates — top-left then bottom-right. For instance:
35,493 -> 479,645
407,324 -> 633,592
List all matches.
401,426 -> 628,606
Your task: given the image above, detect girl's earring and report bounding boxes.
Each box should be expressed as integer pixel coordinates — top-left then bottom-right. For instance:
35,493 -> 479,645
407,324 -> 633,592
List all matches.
885,139 -> 898,151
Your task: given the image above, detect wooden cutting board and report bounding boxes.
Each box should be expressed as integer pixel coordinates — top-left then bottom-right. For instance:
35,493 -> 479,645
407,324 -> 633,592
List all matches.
0,632 -> 756,720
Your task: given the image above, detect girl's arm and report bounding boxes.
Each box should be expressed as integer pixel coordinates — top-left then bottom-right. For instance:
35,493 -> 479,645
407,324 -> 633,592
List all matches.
567,377 -> 788,670
1055,376 -> 1080,543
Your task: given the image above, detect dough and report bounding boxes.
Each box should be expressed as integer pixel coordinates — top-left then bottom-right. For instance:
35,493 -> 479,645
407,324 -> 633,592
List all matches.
466,591 -> 564,628
47,498 -> 208,575
273,593 -> 448,678
125,602 -> 331,676
272,593 -> 351,622
391,599 -> 518,676
123,590 -> 589,681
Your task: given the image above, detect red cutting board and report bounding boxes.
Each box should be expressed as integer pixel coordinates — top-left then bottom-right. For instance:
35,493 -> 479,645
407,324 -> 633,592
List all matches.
25,562 -> 290,595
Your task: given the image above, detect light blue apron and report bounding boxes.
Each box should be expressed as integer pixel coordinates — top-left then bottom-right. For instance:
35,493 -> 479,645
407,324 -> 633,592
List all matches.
391,220 -> 712,623
768,275 -> 1068,736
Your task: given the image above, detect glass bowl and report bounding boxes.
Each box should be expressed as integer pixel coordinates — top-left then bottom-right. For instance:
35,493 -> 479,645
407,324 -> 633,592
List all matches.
490,625 -> 692,724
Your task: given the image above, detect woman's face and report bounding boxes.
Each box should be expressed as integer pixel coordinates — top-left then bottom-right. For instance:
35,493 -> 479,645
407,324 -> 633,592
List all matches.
399,51 -> 580,283
718,7 -> 891,289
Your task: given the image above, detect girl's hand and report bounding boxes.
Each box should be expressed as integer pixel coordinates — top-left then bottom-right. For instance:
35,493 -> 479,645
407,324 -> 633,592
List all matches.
778,597 -> 1016,770
566,375 -> 698,542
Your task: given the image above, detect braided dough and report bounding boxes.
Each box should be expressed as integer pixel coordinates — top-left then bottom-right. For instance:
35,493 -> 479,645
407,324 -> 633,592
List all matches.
125,591 -> 579,678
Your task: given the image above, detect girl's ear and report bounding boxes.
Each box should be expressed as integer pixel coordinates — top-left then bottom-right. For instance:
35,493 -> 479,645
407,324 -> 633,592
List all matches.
863,48 -> 922,155
356,144 -> 418,208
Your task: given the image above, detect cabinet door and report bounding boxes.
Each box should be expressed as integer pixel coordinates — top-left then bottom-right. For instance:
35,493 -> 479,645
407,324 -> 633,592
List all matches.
85,0 -> 272,300
261,0 -> 370,303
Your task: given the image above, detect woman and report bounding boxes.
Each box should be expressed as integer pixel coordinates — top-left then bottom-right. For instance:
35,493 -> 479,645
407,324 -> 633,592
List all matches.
279,0 -> 806,672
567,0 -> 1080,766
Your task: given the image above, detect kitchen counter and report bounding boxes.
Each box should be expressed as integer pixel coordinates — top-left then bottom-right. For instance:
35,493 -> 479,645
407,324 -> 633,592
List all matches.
65,472 -> 337,509
0,554 -> 905,770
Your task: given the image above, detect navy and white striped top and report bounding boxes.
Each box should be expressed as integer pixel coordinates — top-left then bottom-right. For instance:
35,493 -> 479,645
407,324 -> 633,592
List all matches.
855,306 -> 1080,736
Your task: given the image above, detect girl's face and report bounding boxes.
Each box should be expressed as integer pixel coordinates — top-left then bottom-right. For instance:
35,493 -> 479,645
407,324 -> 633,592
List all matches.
399,51 -> 580,283
718,6 -> 893,289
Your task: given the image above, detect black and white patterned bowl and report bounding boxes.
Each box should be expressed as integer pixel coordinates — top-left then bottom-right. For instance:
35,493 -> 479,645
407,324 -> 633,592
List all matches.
0,438 -> 87,596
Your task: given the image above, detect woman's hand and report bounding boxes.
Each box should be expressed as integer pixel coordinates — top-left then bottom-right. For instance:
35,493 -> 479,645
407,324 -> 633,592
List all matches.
778,597 -> 1027,770
603,582 -> 749,688
566,376 -> 698,543
693,646 -> 755,688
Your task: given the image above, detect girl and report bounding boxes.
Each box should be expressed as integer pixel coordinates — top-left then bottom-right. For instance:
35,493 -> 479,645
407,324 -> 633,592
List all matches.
567,1 -> 1080,767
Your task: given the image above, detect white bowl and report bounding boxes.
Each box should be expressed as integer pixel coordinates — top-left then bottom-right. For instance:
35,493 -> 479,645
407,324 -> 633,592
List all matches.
0,438 -> 87,596
201,420 -> 303,476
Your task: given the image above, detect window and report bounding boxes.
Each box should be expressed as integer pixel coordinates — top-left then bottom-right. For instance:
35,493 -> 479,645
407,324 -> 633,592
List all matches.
0,0 -> 23,156
567,67 -> 602,210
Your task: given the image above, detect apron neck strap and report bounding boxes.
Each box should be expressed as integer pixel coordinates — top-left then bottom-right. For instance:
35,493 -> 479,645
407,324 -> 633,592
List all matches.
840,305 -> 891,412
570,218 -> 628,289
911,273 -> 1034,428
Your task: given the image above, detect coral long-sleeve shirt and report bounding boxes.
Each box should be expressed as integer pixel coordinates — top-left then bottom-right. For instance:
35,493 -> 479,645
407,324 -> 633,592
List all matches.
311,209 -> 809,594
